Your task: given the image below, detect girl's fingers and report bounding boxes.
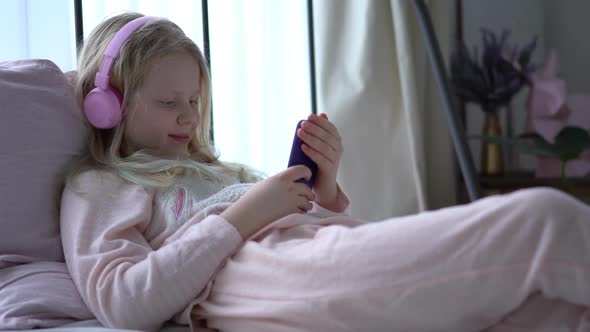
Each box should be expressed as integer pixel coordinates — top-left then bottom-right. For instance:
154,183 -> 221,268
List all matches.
298,130 -> 337,163
302,143 -> 333,170
298,122 -> 340,153
297,128 -> 339,152
297,197 -> 314,213
295,182 -> 316,201
306,113 -> 341,142
296,113 -> 343,173
300,117 -> 343,153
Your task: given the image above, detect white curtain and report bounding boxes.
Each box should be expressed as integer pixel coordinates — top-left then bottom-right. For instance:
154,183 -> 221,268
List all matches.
81,0 -> 204,49
208,0 -> 312,178
314,0 -> 456,220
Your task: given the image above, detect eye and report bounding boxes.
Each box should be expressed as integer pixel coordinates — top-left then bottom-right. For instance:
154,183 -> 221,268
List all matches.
160,100 -> 176,107
189,99 -> 199,106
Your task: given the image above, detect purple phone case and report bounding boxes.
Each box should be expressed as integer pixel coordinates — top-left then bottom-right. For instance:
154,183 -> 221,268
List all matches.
288,120 -> 317,187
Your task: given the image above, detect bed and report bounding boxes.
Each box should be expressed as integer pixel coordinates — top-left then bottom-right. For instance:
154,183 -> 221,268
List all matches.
0,2 -> 475,331
3,1 -> 585,331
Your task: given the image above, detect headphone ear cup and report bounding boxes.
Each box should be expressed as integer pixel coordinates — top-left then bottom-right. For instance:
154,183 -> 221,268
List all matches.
84,86 -> 124,129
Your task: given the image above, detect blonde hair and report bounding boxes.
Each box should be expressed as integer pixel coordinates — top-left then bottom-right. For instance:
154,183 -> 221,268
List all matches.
63,12 -> 264,193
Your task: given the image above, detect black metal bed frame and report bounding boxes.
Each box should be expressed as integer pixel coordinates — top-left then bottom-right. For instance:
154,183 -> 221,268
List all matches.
411,0 -> 481,202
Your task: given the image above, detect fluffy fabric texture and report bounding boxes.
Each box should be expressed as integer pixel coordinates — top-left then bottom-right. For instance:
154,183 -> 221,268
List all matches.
194,188 -> 590,332
60,169 -> 351,332
61,166 -> 590,332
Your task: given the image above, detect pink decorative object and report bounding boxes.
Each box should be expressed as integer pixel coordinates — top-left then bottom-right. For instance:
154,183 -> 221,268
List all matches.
526,49 -> 590,178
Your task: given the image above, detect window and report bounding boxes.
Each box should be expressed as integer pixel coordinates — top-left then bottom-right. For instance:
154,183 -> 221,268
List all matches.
1,0 -> 77,71
208,0 -> 312,176
81,0 -> 204,50
1,0 -> 313,178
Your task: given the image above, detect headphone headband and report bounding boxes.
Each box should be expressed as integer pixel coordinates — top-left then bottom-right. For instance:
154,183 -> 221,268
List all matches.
95,16 -> 158,89
84,15 -> 159,129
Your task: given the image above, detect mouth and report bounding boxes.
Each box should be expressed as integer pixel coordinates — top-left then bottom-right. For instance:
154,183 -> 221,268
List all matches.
169,134 -> 191,144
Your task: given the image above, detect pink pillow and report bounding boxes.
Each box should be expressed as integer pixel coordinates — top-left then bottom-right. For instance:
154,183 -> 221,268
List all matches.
0,262 -> 93,329
0,59 -> 86,266
0,59 -> 93,329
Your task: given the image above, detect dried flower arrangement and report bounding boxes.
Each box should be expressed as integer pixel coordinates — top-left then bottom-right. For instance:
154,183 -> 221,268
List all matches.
450,29 -> 537,113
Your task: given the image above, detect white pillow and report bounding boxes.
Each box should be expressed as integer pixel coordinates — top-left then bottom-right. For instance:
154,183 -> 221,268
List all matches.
0,59 -> 86,266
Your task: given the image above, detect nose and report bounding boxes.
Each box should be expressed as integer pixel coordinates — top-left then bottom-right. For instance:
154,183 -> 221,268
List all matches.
177,104 -> 199,126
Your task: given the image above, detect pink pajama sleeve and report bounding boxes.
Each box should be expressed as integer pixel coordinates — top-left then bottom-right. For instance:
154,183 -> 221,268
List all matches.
59,171 -> 243,332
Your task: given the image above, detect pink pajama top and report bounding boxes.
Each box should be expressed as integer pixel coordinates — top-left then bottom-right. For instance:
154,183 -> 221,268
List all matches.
59,170 -> 351,331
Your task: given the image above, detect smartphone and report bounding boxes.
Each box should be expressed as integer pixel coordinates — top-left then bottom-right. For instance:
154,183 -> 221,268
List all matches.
288,120 -> 318,188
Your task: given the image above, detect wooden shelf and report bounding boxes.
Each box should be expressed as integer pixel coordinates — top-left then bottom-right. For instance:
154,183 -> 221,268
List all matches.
480,171 -> 590,188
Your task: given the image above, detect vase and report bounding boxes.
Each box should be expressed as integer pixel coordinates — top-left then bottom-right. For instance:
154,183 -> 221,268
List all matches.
481,111 -> 504,176
503,103 -> 514,170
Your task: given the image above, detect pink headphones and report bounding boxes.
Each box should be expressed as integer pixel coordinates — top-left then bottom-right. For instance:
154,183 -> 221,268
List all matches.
84,16 -> 158,129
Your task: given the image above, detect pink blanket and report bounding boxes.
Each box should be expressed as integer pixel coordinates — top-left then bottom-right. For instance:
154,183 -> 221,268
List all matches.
192,188 -> 590,331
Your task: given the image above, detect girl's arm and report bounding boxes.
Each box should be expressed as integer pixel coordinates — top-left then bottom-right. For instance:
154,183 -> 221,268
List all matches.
60,170 -> 243,332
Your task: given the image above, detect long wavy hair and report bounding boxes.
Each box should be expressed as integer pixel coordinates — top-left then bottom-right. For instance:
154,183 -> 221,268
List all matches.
63,12 -> 264,194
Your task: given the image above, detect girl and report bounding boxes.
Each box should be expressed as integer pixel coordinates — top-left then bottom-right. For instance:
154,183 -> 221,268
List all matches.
60,12 -> 590,332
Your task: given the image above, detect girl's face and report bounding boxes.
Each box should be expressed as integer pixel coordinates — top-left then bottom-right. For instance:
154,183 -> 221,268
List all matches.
123,51 -> 201,158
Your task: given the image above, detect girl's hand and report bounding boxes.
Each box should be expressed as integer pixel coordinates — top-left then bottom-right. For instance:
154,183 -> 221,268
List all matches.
220,165 -> 316,240
297,113 -> 344,211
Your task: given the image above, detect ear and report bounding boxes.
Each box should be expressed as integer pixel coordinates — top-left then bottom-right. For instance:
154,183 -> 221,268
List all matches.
543,49 -> 559,79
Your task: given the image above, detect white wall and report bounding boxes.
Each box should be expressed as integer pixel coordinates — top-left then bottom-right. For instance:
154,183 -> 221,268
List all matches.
544,0 -> 590,95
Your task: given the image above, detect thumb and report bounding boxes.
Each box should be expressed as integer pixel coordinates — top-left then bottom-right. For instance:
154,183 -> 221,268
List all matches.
285,165 -> 312,182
